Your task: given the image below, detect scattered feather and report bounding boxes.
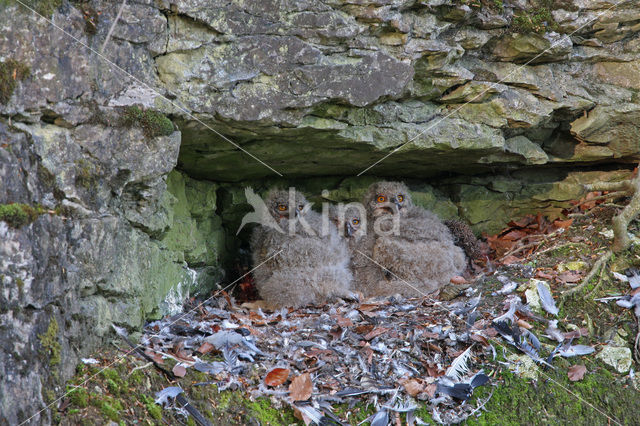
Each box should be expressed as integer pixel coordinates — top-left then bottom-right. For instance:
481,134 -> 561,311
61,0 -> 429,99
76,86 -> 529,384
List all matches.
556,344 -> 595,357
545,320 -> 565,343
155,386 -> 184,406
446,346 -> 472,381
536,282 -> 559,316
493,276 -> 518,296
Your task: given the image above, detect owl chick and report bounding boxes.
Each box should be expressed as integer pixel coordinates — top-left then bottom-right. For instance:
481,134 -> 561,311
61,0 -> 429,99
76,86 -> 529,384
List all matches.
356,181 -> 467,298
328,205 -> 384,295
250,189 -> 353,308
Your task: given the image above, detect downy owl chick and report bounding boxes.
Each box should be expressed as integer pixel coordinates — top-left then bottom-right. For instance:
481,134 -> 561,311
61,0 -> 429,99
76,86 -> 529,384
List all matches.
250,189 -> 353,308
328,205 -> 383,296
358,181 -> 466,297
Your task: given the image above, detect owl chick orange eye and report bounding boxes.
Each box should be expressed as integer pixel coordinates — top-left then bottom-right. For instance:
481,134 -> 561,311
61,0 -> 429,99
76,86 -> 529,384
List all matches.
397,195 -> 404,202
298,205 -> 304,211
352,219 -> 360,225
277,204 -> 287,211
376,195 -> 386,203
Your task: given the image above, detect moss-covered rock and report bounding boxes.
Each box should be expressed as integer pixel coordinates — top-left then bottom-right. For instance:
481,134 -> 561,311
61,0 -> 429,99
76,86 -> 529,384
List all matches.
0,203 -> 43,227
0,59 -> 29,104
121,106 -> 174,138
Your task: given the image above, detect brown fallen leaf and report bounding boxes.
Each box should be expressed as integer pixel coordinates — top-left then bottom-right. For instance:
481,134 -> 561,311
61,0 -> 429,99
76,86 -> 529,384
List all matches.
265,368 -> 290,387
536,270 -> 555,280
516,319 -> 533,330
289,373 -> 313,401
400,378 -> 425,397
568,364 -> 587,381
196,342 -> 215,354
424,383 -> 437,398
334,315 -> 353,327
557,271 -> 583,284
363,327 -> 389,341
470,333 -> 489,346
553,219 -> 573,229
172,364 -> 187,378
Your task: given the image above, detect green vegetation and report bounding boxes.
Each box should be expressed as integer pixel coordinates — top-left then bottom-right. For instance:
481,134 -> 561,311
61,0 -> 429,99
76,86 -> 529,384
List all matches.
38,318 -> 61,367
90,394 -> 123,422
141,394 -> 162,420
0,59 -> 30,104
121,106 -> 174,138
68,386 -> 89,408
511,0 -> 558,33
0,203 -> 44,228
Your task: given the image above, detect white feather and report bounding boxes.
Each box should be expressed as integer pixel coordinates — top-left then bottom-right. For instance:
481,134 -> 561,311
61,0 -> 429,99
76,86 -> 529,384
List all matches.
445,346 -> 472,381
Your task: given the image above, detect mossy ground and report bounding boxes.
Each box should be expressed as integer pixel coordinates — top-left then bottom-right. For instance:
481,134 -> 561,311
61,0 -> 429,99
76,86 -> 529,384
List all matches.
0,203 -> 45,227
0,0 -> 62,16
121,106 -> 174,138
509,0 -> 559,33
0,58 -> 30,104
55,210 -> 640,424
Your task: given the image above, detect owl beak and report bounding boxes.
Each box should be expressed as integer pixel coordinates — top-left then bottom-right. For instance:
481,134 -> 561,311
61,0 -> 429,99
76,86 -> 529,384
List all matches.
391,197 -> 402,212
345,222 -> 354,237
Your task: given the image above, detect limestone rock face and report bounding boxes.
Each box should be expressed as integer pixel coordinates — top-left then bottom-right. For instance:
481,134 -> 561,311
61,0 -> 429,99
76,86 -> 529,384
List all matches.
1,0 -> 640,422
156,0 -> 640,180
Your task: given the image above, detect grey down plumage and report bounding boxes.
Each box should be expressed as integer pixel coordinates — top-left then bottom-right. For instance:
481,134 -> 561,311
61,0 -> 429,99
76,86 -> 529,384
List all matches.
352,181 -> 466,298
251,189 -> 353,308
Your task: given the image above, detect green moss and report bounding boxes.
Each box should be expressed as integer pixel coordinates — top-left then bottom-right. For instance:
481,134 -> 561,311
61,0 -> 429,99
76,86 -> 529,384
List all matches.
74,159 -> 99,189
333,402 -> 378,424
510,0 -> 558,33
100,368 -> 120,383
121,106 -> 174,138
15,277 -> 24,292
247,397 -> 299,425
141,394 -> 162,420
90,394 -> 123,422
128,369 -> 144,385
38,318 -> 61,366
0,59 -> 30,104
466,362 -> 637,425
68,387 -> 89,408
0,203 -> 43,228
106,378 -> 121,396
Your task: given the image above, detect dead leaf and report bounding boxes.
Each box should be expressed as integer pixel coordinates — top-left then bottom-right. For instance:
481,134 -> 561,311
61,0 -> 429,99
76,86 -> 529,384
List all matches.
172,364 -> 187,378
557,271 -> 583,284
363,327 -> 389,341
502,229 -> 528,241
289,373 -> 313,401
196,342 -> 215,354
400,379 -> 424,397
424,383 -> 437,398
568,364 -> 587,381
516,319 -> 533,330
265,368 -> 290,387
536,270 -> 555,280
334,315 -> 353,327
501,255 -> 523,265
553,219 -> 573,229
470,333 -> 489,346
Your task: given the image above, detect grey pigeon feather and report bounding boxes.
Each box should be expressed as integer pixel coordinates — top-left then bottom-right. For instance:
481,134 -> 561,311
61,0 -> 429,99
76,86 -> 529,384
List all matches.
536,282 -> 559,316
